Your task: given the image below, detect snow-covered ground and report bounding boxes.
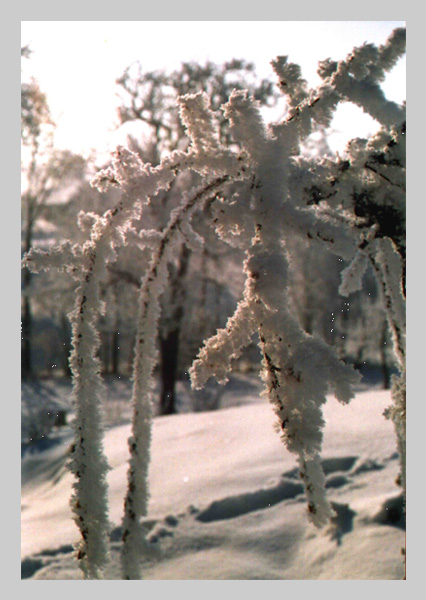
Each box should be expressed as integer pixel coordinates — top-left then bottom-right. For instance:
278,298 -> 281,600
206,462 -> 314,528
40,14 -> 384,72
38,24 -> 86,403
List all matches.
21,375 -> 405,580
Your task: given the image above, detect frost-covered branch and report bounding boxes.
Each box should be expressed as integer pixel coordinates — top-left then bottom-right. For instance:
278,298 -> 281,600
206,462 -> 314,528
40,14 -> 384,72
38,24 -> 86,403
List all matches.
318,27 -> 406,127
190,285 -> 258,388
189,84 -> 364,524
190,29 -> 405,526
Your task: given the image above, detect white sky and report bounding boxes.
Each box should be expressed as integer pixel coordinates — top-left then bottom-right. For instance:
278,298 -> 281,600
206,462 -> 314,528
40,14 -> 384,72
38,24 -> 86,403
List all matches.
21,21 -> 406,158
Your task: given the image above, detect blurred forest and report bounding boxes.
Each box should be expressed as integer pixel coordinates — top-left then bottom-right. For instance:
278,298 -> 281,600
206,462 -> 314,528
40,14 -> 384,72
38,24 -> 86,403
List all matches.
21,47 -> 396,416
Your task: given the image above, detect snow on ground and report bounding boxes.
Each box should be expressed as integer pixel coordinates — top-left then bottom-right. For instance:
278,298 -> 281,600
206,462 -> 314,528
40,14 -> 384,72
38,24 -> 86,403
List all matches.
21,375 -> 405,580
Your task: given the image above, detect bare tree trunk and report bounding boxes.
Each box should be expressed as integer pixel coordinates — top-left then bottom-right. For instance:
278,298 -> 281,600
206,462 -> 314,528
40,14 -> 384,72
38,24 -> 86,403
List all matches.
21,274 -> 33,378
60,312 -> 72,377
21,213 -> 34,378
159,328 -> 181,414
100,322 -> 110,374
380,320 -> 391,390
159,245 -> 191,415
111,287 -> 121,376
111,329 -> 120,376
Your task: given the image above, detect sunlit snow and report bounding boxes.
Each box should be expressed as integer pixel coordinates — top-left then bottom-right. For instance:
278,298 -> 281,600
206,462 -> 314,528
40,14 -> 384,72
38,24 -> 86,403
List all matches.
21,375 -> 405,580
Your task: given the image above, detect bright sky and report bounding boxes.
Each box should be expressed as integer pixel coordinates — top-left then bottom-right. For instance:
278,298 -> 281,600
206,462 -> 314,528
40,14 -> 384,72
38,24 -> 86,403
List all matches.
21,21 -> 406,158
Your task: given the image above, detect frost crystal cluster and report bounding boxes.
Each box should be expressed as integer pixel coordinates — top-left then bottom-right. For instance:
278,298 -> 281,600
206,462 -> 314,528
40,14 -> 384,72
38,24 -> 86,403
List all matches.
23,28 -> 405,579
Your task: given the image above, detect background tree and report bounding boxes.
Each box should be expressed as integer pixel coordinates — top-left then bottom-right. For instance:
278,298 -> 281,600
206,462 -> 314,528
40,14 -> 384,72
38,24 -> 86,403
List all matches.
21,146 -> 92,377
21,45 -> 52,149
21,46 -> 54,377
21,48 -> 99,377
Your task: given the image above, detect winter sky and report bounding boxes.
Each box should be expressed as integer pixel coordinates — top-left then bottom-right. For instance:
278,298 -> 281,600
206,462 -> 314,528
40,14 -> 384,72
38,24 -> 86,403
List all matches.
21,21 -> 406,158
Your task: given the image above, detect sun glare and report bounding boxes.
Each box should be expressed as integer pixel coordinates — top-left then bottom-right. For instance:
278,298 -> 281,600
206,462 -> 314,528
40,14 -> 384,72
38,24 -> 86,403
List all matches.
21,21 -> 406,157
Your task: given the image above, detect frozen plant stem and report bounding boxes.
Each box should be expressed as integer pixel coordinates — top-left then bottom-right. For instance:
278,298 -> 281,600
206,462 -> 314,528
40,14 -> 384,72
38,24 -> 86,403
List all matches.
121,176 -> 229,580
67,248 -> 111,579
